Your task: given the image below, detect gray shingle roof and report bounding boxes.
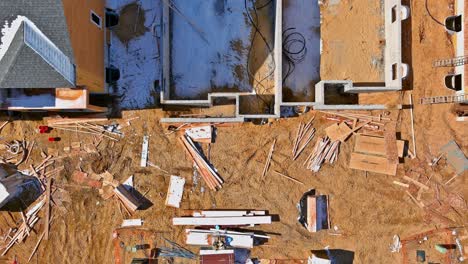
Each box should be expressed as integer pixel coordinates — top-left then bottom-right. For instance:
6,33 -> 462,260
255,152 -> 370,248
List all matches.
0,0 -> 75,88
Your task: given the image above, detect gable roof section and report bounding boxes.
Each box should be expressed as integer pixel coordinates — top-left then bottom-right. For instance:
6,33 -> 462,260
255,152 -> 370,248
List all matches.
0,0 -> 75,88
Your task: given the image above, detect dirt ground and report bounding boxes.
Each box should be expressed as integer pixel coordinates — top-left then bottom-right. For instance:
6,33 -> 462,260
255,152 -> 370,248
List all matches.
0,0 -> 467,264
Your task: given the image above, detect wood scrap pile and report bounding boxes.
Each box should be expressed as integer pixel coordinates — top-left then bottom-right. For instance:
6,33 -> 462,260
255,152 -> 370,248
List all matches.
0,140 -> 33,166
1,197 -> 46,256
321,111 -> 391,140
179,135 -> 223,190
45,116 -> 121,141
393,171 -> 467,226
292,117 -> 316,160
304,137 -> 340,172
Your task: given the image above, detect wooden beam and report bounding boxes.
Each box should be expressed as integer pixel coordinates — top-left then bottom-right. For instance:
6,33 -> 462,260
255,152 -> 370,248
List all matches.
44,179 -> 52,240
402,176 -> 429,190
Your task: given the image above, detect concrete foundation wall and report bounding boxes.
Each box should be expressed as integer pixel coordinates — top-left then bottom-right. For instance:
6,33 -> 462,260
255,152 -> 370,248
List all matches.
159,0 -> 409,122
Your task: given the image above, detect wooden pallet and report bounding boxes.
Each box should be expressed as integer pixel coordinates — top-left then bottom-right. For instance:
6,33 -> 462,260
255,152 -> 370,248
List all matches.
419,94 -> 468,104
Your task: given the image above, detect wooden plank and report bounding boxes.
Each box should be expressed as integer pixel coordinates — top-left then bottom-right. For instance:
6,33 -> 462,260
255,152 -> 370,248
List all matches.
349,153 -> 398,176
140,135 -> 149,167
384,121 -> 399,164
324,122 -> 351,142
355,135 -> 405,157
172,216 -> 272,226
306,196 -> 317,232
402,176 -> 429,190
272,171 -> 304,185
44,179 -> 52,240
262,139 -> 276,178
393,181 -> 409,188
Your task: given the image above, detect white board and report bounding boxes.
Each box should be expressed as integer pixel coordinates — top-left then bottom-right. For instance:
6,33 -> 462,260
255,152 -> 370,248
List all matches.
173,216 -> 272,226
140,136 -> 149,167
165,175 -> 185,208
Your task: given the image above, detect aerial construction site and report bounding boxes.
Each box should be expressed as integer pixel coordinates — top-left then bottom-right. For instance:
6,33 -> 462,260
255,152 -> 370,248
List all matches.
0,0 -> 466,263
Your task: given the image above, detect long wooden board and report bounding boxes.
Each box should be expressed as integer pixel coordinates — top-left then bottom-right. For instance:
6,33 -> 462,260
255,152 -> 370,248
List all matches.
306,196 -> 317,232
355,135 -> 405,158
349,153 -> 398,176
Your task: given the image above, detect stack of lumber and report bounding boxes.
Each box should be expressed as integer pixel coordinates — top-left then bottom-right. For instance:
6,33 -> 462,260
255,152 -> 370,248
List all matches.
185,229 -> 269,248
1,198 -> 46,255
45,116 -> 120,141
292,117 -> 316,160
349,135 -> 405,176
304,137 -> 340,172
179,135 -> 223,190
184,125 -> 213,143
321,111 -> 389,137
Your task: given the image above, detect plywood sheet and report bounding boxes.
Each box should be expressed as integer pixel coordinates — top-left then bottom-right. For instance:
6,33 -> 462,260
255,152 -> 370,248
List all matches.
355,135 -> 404,158
349,153 -> 398,176
325,122 -> 351,142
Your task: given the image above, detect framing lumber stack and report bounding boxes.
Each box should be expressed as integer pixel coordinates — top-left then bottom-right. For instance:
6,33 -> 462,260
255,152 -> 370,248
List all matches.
292,117 -> 316,160
179,135 -> 223,190
304,137 -> 340,172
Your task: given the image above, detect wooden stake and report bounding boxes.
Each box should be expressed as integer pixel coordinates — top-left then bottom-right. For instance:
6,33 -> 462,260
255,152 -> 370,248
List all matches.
409,94 -> 416,158
272,171 -> 304,185
262,139 -> 276,178
44,179 -> 52,240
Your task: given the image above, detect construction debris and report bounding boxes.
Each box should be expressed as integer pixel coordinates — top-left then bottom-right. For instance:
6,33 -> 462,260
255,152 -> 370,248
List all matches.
297,190 -> 330,233
439,140 -> 468,175
173,210 -> 272,227
1,198 -> 45,255
179,135 -> 223,190
45,116 -> 121,141
292,117 -> 316,160
186,228 -> 269,249
140,135 -> 149,167
121,219 -> 143,227
165,175 -> 185,208
304,137 -> 340,172
262,138 -> 276,178
158,238 -> 197,259
114,185 -> 142,212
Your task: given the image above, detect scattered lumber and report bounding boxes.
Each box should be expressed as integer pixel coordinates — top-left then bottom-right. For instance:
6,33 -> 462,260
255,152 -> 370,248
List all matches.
304,137 -> 340,172
179,135 -> 223,190
292,117 -> 316,160
262,138 -> 276,178
2,198 -> 46,256
45,116 -> 121,141
402,176 -> 429,190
